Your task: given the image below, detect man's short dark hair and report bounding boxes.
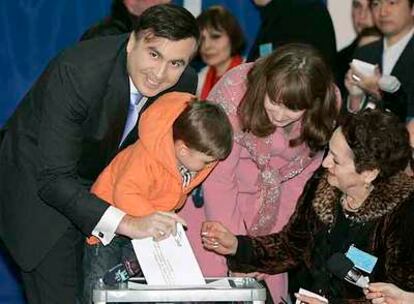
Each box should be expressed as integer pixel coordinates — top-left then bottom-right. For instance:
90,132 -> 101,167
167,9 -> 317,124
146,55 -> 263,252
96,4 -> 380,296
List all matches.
369,0 -> 414,7
173,100 -> 233,160
133,4 -> 200,44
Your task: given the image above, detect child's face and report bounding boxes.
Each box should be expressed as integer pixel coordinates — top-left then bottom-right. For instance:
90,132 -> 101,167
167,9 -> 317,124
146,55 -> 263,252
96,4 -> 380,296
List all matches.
175,142 -> 217,172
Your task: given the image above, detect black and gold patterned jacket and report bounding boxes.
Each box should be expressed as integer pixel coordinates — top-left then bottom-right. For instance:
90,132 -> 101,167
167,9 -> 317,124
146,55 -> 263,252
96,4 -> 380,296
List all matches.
229,169 -> 414,303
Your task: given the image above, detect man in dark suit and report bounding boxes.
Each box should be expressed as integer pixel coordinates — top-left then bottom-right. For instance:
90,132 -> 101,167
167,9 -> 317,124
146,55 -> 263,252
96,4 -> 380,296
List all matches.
337,0 -> 374,97
247,0 -> 337,70
345,0 -> 414,120
80,0 -> 170,41
0,4 -> 199,303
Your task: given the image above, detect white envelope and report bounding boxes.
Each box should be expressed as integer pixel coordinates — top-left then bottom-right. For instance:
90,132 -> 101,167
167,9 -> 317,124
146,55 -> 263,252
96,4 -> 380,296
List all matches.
132,223 -> 206,286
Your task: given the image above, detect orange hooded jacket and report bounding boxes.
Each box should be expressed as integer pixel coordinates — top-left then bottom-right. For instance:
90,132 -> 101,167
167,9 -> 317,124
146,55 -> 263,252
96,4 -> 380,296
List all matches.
88,92 -> 216,244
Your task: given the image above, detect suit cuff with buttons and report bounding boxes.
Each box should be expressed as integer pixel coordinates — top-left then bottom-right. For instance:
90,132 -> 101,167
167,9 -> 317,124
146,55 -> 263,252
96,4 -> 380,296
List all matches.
92,206 -> 126,245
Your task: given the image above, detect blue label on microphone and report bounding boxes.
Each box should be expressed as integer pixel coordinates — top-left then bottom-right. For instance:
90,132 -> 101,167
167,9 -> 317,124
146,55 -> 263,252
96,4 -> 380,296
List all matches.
346,245 -> 377,274
259,43 -> 273,57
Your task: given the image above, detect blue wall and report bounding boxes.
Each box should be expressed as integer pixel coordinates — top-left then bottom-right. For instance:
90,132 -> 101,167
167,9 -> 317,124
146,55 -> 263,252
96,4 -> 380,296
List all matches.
0,1 -> 260,127
0,3 -> 111,301
0,1 -> 112,127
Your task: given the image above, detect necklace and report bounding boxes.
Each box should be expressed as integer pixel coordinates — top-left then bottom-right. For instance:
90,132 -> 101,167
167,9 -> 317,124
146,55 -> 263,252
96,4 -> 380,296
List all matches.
340,194 -> 362,212
341,184 -> 374,212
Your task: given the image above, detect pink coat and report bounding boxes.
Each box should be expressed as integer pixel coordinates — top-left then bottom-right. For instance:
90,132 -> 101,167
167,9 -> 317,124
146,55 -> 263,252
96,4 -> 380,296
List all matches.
179,63 -> 323,302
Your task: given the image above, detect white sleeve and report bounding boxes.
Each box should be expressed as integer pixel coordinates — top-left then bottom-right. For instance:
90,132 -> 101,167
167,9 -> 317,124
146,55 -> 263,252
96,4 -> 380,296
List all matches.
91,206 -> 126,245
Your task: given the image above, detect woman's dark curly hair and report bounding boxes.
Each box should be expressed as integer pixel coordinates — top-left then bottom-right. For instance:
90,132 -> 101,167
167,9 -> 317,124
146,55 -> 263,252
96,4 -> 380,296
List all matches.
340,109 -> 411,181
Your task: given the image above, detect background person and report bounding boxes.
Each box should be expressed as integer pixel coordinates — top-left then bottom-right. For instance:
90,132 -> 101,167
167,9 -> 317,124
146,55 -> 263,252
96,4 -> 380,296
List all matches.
247,0 -> 337,70
80,0 -> 171,40
196,5 -> 246,99
345,0 -> 414,121
337,0 -> 375,97
202,109 -> 414,303
190,4 -> 246,210
356,26 -> 382,48
0,5 -> 199,303
180,43 -> 339,303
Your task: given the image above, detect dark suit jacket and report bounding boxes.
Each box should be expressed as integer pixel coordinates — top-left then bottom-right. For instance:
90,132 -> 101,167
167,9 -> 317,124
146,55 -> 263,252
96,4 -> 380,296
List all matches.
0,34 -> 197,271
80,0 -> 134,41
247,0 -> 337,70
353,36 -> 414,120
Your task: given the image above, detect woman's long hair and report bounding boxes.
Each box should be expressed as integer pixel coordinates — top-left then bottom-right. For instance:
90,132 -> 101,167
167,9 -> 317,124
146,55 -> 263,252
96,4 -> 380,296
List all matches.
238,44 -> 338,154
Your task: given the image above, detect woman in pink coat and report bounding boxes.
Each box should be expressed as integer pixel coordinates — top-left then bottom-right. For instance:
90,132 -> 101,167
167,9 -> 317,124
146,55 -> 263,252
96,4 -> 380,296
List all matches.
180,44 -> 340,302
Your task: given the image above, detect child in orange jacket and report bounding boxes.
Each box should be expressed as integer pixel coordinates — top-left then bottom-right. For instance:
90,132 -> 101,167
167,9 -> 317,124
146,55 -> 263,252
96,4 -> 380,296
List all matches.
82,92 -> 232,302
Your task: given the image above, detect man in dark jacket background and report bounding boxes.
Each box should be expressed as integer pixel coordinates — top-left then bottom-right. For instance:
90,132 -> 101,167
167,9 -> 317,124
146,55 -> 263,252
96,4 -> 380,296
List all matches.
345,0 -> 414,121
247,0 -> 337,71
336,0 -> 375,97
80,0 -> 171,41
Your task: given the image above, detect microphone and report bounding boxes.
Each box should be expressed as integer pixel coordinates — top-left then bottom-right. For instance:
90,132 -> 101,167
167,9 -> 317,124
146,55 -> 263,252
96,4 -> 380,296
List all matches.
327,253 -> 370,288
103,254 -> 142,285
191,185 -> 204,208
378,75 -> 401,93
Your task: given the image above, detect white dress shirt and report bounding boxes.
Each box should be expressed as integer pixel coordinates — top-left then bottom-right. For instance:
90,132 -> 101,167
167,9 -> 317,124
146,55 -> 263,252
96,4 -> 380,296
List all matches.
91,78 -> 148,245
382,27 -> 414,75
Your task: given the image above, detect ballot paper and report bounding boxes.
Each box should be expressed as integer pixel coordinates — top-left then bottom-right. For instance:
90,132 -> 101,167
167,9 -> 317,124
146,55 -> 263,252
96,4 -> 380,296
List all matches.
132,223 -> 206,286
128,278 -> 232,290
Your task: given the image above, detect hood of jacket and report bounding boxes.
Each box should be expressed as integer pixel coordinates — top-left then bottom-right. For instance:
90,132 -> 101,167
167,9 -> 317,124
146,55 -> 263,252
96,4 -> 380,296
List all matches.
138,91 -> 195,178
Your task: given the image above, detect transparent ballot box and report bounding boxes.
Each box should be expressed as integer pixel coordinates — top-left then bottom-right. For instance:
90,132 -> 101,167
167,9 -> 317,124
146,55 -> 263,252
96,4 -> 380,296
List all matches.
93,277 -> 266,303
